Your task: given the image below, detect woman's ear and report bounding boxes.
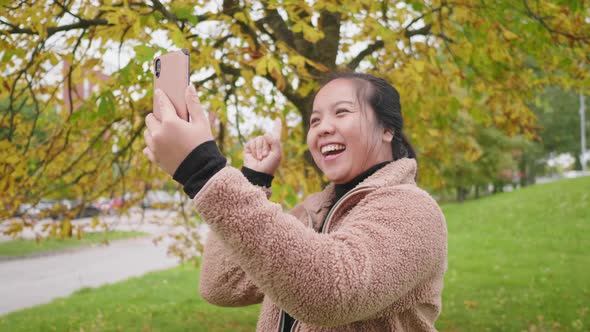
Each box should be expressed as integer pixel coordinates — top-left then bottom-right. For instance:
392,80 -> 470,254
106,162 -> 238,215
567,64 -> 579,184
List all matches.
383,129 -> 394,143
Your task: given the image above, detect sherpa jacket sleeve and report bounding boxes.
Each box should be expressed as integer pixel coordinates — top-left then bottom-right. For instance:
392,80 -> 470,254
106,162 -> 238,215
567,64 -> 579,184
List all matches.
194,167 -> 447,326
198,181 -> 272,307
199,230 -> 265,306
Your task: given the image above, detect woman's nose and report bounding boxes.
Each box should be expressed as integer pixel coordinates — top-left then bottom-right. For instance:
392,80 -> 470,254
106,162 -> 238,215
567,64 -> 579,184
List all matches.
317,120 -> 335,136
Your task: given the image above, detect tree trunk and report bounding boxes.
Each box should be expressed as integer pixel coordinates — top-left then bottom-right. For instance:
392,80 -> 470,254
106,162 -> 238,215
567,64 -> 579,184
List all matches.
493,181 -> 504,193
519,153 -> 527,187
456,186 -> 468,202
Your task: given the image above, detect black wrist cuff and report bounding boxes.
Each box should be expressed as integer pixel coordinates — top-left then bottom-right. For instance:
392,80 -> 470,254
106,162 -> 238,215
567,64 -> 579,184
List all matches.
173,140 -> 226,199
241,167 -> 274,188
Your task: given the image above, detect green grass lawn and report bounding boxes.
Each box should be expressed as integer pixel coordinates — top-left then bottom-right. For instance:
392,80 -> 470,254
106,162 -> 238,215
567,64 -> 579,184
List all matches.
437,176 -> 589,332
0,176 -> 588,331
0,231 -> 148,258
0,265 -> 259,332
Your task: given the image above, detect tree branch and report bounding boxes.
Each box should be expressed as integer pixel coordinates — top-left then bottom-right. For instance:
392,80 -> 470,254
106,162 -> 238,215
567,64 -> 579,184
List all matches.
219,62 -> 302,113
3,0 -> 28,10
260,8 -> 299,50
403,6 -> 443,31
195,73 -> 217,86
405,23 -> 432,38
6,18 -> 110,36
147,1 -> 208,29
347,40 -> 384,70
151,0 -> 179,23
221,0 -> 261,51
316,10 -> 341,68
521,0 -> 588,43
54,0 -> 83,21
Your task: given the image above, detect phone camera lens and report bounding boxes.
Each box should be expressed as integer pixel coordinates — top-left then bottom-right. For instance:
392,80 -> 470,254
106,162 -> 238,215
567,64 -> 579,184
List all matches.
155,59 -> 161,78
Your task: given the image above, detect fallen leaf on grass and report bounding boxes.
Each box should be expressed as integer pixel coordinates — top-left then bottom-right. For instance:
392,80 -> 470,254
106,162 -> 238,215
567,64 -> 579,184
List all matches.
463,300 -> 478,308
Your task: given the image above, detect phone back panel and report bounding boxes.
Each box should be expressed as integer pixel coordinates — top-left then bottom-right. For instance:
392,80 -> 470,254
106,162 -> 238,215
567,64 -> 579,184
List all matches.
153,49 -> 190,121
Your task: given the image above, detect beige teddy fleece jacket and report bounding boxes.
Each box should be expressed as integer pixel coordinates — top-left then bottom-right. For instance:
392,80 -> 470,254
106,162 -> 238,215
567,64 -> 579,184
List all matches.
194,158 -> 448,331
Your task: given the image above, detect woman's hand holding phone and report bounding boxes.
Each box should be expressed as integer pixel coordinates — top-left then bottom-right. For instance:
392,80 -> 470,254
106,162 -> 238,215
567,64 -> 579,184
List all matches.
243,118 -> 283,176
144,86 -> 213,176
153,49 -> 190,121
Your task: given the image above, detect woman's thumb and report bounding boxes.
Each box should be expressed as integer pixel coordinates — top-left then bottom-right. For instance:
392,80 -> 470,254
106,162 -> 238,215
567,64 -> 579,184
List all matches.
271,117 -> 282,140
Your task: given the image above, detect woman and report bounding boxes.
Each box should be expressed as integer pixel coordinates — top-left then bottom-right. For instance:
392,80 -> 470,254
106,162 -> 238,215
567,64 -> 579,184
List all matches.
144,72 -> 448,331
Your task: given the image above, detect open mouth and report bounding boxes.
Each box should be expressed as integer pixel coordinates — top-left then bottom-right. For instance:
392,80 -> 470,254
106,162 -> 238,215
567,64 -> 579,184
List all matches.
320,144 -> 346,159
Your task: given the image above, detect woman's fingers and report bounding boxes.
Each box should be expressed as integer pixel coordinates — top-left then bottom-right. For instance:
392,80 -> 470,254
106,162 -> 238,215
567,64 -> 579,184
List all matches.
185,85 -> 207,124
144,129 -> 154,151
263,132 -> 277,148
145,113 -> 160,133
244,140 -> 253,156
255,137 -> 263,160
154,89 -> 178,122
143,147 -> 157,163
257,136 -> 269,158
262,138 -> 269,157
245,134 -> 274,162
245,140 -> 258,160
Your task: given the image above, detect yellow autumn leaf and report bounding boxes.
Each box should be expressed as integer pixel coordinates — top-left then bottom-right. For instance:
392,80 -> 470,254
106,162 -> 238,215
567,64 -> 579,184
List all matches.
305,58 -> 329,72
240,69 -> 255,83
427,129 -> 440,138
502,28 -> 519,41
291,22 -> 303,33
413,61 -> 425,73
234,12 -> 248,24
302,25 -> 324,43
268,57 -> 286,92
4,155 -> 19,165
255,56 -> 268,76
290,55 -> 306,71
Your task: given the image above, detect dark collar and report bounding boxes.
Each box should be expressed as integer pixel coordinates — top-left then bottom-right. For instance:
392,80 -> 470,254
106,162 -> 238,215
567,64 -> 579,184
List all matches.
334,161 -> 391,202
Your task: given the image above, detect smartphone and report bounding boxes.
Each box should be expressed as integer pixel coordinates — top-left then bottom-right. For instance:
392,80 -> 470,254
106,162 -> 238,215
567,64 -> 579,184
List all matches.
153,49 -> 190,121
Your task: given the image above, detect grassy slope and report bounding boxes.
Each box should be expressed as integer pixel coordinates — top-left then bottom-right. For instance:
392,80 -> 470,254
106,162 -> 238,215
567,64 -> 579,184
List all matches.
438,176 -> 589,331
0,265 -> 260,332
0,177 -> 588,331
0,231 -> 148,258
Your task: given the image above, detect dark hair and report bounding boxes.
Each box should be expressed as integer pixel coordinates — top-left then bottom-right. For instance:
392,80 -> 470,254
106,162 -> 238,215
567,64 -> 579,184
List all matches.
319,72 -> 417,163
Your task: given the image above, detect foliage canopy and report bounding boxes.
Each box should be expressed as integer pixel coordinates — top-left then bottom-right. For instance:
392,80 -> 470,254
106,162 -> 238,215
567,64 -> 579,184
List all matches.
1,0 -> 588,236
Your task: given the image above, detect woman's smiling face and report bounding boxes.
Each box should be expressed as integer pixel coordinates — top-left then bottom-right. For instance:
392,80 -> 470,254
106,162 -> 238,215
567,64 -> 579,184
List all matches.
307,78 -> 393,184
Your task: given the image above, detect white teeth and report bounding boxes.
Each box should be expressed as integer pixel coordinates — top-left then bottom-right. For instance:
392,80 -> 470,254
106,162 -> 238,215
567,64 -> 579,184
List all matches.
321,144 -> 346,155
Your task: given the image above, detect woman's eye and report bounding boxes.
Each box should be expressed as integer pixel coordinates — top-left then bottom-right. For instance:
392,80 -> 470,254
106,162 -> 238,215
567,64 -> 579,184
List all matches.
310,118 -> 319,125
336,108 -> 350,115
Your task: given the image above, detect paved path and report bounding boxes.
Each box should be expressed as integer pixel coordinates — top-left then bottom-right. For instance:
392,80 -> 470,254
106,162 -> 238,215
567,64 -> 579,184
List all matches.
0,237 -> 179,315
0,209 -> 210,316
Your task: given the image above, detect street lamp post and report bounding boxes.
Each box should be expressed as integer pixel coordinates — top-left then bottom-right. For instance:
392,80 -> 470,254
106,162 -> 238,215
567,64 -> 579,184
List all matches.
581,91 -> 587,172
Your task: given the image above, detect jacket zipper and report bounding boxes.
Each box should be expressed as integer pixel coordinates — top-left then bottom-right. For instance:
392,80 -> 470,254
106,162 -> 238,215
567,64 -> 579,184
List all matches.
321,186 -> 373,234
277,186 -> 373,332
276,212 -> 313,332
278,311 -> 285,332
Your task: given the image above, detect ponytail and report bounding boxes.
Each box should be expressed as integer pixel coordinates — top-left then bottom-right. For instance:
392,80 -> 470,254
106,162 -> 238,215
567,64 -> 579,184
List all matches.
392,131 -> 416,161
392,131 -> 418,180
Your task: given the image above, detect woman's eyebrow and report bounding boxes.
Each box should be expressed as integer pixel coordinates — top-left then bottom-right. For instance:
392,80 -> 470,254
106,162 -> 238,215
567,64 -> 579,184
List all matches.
312,100 -> 354,113
332,100 -> 354,108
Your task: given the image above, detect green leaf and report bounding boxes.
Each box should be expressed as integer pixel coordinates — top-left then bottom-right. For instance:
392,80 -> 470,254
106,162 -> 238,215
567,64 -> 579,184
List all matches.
173,6 -> 198,25
134,45 -> 157,63
98,93 -> 115,117
1,49 -> 14,63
